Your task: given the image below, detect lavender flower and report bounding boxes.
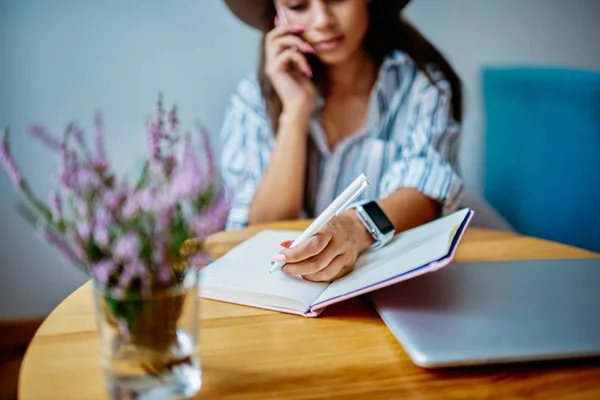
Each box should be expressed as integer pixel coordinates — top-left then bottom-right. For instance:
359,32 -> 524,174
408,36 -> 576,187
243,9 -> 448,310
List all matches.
104,180 -> 129,213
122,189 -> 155,219
103,189 -> 121,211
50,193 -> 63,222
118,259 -> 145,289
94,224 -> 110,248
93,209 -> 111,247
148,121 -> 161,163
163,155 -> 176,178
155,95 -> 165,118
0,130 -> 24,188
113,233 -> 140,261
167,169 -> 200,207
200,125 -> 216,180
168,105 -> 179,131
148,97 -> 166,161
28,124 -> 61,151
90,260 -> 116,284
76,166 -> 96,189
70,231 -> 88,262
72,126 -> 86,150
191,194 -> 229,237
156,210 -> 172,234
122,202 -> 139,221
76,220 -> 92,240
75,199 -> 88,218
157,265 -> 172,285
93,113 -> 106,161
1,94 -> 230,296
164,134 -> 203,206
139,188 -> 156,213
58,144 -> 80,192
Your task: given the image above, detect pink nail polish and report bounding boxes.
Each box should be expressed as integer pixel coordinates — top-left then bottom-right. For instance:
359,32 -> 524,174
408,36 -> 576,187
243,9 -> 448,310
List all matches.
272,254 -> 286,262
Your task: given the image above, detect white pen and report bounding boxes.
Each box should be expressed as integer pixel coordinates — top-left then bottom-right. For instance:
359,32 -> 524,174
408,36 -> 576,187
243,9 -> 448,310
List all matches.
269,173 -> 369,273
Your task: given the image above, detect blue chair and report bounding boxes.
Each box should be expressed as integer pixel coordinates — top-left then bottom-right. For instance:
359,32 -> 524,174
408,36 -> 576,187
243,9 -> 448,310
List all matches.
482,66 -> 600,253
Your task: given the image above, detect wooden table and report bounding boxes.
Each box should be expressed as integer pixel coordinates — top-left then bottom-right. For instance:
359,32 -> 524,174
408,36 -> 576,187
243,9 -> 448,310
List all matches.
19,222 -> 600,399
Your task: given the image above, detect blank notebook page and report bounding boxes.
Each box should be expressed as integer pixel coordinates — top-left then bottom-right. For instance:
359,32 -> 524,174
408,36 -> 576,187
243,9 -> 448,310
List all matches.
199,230 -> 328,307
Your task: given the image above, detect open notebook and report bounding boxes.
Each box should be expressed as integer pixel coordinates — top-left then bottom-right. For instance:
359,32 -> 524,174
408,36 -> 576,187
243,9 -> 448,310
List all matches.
198,208 -> 473,317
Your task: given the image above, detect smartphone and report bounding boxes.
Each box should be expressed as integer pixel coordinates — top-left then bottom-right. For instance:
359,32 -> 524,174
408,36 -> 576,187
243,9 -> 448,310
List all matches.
275,3 -> 289,26
275,3 -> 299,65
274,2 -> 313,77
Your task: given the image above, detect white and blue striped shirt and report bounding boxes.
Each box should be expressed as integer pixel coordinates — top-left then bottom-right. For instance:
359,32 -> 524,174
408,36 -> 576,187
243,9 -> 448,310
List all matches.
220,50 -> 464,230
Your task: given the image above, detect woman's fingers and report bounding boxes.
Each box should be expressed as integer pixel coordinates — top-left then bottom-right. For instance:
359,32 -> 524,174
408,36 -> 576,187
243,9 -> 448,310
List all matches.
281,238 -> 339,276
271,36 -> 315,56
302,254 -> 354,283
329,263 -> 354,281
266,24 -> 305,43
277,231 -> 332,265
265,25 -> 313,78
273,48 -> 313,77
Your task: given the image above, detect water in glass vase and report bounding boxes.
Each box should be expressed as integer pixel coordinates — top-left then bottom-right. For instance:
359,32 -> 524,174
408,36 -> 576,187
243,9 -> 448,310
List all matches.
106,328 -> 201,399
93,269 -> 202,399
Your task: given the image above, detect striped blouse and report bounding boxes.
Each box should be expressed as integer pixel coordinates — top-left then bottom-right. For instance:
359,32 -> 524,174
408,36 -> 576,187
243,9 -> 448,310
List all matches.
219,50 -> 464,230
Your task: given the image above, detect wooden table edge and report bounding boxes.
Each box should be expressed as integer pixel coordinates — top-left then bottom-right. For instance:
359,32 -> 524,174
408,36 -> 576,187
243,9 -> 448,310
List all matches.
18,224 -> 600,399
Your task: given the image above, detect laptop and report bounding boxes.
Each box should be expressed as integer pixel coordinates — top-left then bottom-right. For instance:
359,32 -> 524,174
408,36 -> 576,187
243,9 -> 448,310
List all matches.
370,258 -> 600,368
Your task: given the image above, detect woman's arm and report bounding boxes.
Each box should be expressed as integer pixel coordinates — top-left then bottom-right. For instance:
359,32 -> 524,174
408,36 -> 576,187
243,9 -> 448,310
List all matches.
247,114 -> 308,224
378,187 -> 438,231
220,23 -> 316,229
278,190 -> 438,282
276,76 -> 464,281
339,187 -> 439,253
247,23 -> 317,224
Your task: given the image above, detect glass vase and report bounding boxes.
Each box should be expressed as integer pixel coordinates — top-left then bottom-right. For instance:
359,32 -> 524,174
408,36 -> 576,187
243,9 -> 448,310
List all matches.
92,268 -> 201,399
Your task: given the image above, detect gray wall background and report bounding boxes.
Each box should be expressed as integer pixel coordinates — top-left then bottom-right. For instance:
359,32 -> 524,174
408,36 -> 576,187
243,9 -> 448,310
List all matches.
1,0 -> 599,320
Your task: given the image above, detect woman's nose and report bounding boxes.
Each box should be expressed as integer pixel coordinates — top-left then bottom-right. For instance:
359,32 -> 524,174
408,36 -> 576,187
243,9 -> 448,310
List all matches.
312,3 -> 335,29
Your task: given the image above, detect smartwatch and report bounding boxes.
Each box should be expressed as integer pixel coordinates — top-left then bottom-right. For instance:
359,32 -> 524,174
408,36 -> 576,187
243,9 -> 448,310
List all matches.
349,200 -> 396,250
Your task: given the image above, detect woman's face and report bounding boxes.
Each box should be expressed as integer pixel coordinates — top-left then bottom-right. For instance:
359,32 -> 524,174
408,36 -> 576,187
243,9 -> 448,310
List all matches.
275,0 -> 370,65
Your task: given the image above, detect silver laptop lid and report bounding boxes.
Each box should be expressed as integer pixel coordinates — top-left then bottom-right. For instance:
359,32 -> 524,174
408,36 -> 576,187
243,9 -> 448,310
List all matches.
370,258 -> 600,368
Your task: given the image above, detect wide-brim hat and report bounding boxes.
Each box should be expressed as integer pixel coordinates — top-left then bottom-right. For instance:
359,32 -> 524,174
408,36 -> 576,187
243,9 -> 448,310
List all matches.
224,0 -> 412,32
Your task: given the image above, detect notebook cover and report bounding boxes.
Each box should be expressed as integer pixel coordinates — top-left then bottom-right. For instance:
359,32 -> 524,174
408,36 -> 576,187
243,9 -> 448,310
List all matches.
200,293 -> 323,317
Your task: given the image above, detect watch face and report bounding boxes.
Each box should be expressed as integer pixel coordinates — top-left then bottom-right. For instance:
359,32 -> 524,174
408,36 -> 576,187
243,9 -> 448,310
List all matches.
363,201 -> 395,234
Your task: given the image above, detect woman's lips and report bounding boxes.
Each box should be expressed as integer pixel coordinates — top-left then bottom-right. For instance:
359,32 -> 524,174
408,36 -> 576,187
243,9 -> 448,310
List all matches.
312,35 -> 344,51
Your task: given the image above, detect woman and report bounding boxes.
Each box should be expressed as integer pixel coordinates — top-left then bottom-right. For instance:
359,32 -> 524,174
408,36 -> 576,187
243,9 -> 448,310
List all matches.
220,0 -> 464,282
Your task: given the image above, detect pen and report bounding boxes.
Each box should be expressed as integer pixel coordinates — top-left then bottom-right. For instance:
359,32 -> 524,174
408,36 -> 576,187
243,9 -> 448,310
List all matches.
269,173 -> 369,273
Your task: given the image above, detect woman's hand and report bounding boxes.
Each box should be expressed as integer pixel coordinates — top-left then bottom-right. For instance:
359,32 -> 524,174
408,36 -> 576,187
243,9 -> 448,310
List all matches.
273,211 -> 374,282
264,24 -> 317,122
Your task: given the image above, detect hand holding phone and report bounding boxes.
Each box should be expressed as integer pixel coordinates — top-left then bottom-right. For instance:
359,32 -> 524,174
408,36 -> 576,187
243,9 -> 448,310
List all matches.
264,3 -> 317,121
275,4 -> 298,52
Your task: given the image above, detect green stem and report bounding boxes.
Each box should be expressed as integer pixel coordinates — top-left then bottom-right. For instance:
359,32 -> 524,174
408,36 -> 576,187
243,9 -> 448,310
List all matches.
20,181 -> 55,227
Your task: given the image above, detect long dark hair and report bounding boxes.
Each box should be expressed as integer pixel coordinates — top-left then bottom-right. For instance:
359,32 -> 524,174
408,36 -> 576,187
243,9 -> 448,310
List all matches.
258,1 -> 463,132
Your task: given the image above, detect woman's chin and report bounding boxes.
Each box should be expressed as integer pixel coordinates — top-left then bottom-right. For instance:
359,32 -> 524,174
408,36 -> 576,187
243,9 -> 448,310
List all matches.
316,50 -> 355,66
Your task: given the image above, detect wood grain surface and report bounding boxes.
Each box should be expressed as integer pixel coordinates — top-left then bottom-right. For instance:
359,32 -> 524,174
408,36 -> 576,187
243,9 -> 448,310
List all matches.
19,223 -> 600,399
